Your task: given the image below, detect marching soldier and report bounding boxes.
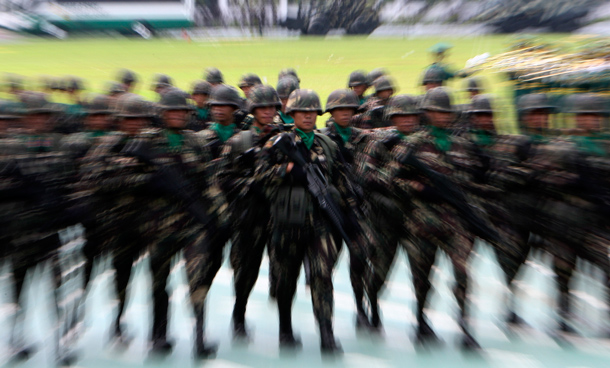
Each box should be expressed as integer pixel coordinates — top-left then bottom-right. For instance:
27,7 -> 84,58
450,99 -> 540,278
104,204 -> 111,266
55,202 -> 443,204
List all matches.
217,85 -> 284,339
255,89 -> 362,353
276,76 -> 300,126
347,70 -> 369,106
354,75 -> 396,129
278,68 -> 300,83
204,67 -> 224,87
116,69 -> 138,93
188,80 -> 213,131
238,73 -> 263,98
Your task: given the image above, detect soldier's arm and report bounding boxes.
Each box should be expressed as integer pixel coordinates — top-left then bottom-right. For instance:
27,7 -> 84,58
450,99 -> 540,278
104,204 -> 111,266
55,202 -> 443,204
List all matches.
253,136 -> 292,198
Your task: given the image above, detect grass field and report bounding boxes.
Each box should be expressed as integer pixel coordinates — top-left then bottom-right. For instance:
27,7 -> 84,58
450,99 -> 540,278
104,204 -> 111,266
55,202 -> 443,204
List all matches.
0,34 -> 569,131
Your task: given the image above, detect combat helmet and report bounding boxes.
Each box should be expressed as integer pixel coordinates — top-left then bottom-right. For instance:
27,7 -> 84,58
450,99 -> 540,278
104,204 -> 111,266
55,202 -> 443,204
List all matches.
117,69 -> 138,85
238,73 -> 263,88
115,95 -> 154,118
465,77 -> 483,93
151,74 -> 173,90
421,87 -> 453,113
106,81 -> 126,96
208,85 -> 242,108
367,68 -> 387,86
204,67 -> 224,84
517,93 -> 555,113
276,76 -> 300,99
64,76 -> 84,92
0,99 -> 23,119
565,93 -> 608,115
247,85 -> 281,113
285,89 -> 323,115
192,80 -> 213,96
421,68 -> 443,86
85,94 -> 114,115
278,68 -> 300,83
348,70 -> 367,87
374,76 -> 396,94
385,95 -> 419,118
325,89 -> 360,113
160,88 -> 194,111
468,94 -> 494,114
22,92 -> 58,114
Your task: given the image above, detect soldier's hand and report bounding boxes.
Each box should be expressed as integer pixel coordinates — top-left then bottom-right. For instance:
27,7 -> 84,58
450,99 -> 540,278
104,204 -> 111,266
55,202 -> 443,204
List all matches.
286,162 -> 294,173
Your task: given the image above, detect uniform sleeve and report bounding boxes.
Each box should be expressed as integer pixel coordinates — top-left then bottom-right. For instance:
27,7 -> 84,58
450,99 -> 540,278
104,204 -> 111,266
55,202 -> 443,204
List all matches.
254,136 -> 291,200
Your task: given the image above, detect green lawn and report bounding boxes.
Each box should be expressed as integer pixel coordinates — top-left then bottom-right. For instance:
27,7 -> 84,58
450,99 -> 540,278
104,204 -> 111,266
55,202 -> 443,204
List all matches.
0,34 -> 569,132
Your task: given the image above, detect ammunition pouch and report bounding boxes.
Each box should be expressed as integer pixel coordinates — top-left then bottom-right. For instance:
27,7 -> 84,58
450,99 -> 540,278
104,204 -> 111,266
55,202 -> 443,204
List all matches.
272,186 -> 313,226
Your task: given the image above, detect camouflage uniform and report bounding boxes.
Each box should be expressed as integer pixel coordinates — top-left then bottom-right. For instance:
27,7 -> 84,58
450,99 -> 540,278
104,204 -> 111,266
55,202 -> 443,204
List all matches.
353,76 -> 396,129
255,89 -> 360,353
357,95 -> 421,330
376,87 -> 486,349
321,89 -> 372,328
2,94 -> 79,363
217,85 -> 284,338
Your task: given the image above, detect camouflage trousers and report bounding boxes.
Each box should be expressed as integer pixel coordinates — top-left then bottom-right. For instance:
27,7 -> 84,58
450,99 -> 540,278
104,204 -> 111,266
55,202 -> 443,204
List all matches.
229,205 -> 272,325
270,215 -> 339,339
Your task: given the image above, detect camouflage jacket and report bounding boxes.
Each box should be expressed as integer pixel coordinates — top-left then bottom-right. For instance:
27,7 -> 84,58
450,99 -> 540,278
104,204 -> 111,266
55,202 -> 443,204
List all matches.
320,121 -> 371,186
196,123 -> 243,170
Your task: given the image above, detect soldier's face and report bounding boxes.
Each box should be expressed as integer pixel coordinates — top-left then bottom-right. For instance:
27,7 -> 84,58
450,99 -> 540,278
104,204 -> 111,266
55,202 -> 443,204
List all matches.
377,90 -> 393,101
280,98 -> 288,113
211,105 -> 237,125
425,83 -> 441,91
392,114 -> 419,134
576,113 -> 603,133
253,106 -> 276,126
163,109 -> 189,129
27,113 -> 52,133
85,114 -> 112,131
292,111 -> 317,132
351,85 -> 367,97
427,111 -> 453,128
331,108 -> 355,128
240,86 -> 253,98
191,93 -> 208,107
472,113 -> 495,131
121,117 -> 147,135
524,109 -> 549,131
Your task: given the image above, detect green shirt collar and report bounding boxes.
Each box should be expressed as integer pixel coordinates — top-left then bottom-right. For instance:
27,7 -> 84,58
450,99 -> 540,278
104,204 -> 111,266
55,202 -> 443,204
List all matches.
279,111 -> 294,126
295,128 -> 315,150
334,124 -> 352,144
429,126 -> 451,152
211,123 -> 236,143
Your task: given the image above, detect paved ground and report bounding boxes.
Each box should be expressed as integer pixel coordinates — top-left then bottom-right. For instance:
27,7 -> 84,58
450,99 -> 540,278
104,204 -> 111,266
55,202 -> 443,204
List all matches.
1,233 -> 610,368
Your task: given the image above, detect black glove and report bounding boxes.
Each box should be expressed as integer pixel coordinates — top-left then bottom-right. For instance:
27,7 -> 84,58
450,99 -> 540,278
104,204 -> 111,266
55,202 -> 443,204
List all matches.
290,164 -> 307,185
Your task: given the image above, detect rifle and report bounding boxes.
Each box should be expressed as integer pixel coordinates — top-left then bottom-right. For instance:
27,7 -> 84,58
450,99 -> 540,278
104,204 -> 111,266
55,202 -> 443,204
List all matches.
120,138 -> 216,230
391,138 -> 500,244
272,133 -> 358,244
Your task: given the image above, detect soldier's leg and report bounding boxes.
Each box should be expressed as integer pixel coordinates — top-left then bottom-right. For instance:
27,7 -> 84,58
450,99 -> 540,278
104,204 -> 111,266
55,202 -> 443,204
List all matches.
272,226 -> 305,348
9,251 -> 33,357
149,235 -> 181,353
550,241 -> 576,333
231,218 -> 270,338
366,230 -> 399,330
406,238 -> 439,344
307,230 -> 341,353
184,229 -> 229,358
446,232 -> 480,350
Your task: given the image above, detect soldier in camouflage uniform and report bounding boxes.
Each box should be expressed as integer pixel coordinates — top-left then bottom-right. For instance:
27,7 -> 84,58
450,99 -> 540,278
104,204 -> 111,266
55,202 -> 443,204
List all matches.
420,68 -> 444,92
354,76 -> 396,129
188,80 -> 213,131
117,69 -> 138,93
217,85 -> 284,339
2,93 -> 80,364
255,89 -> 362,353
321,88 -> 373,329
347,70 -> 369,106
276,76 -> 300,126
278,68 -> 300,83
205,67 -> 224,87
357,94 -> 421,331
238,73 -> 263,99
151,73 -> 174,100
371,87 -> 487,350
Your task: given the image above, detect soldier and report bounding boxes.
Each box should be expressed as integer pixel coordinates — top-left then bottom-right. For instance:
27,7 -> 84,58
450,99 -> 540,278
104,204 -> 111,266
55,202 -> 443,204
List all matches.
188,80 -> 213,131
151,73 -> 174,99
204,67 -> 224,86
256,89 -> 362,353
238,73 -> 263,98
321,88 -> 372,329
366,68 -> 387,87
197,85 -> 244,157
347,70 -> 369,106
142,88 -> 225,357
278,68 -> 300,83
116,69 -> 138,93
420,68 -> 444,92
2,93 -> 80,364
354,75 -> 396,129
425,42 -> 464,84
464,77 -> 484,100
380,87 -> 491,350
276,76 -> 300,126
358,95 -> 421,331
77,95 -> 157,350
217,85 -> 284,339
